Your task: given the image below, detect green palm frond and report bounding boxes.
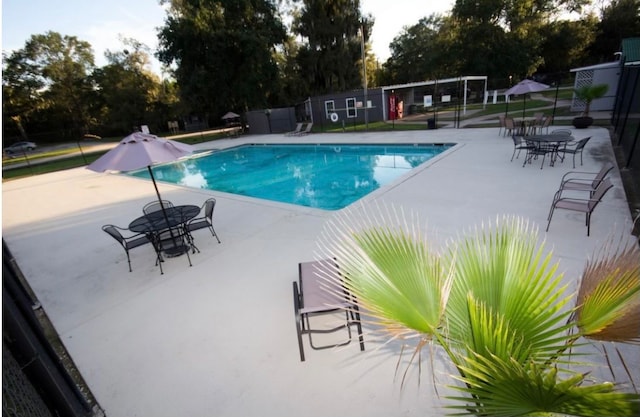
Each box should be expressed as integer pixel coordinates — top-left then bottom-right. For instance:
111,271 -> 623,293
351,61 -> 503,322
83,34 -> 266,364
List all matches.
448,353 -> 639,416
320,212 -> 451,339
576,240 -> 640,343
317,207 -> 640,415
445,217 -> 574,360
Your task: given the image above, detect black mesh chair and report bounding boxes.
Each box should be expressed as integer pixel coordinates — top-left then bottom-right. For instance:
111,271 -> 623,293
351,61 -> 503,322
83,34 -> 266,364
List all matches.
102,224 -> 153,272
154,226 -> 192,274
293,259 -> 365,362
143,200 -> 174,215
186,198 -> 221,243
523,139 -> 558,169
511,135 -> 533,162
556,136 -> 591,168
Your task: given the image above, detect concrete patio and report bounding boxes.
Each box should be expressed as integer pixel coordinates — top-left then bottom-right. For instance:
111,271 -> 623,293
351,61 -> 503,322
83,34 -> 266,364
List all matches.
3,127 -> 638,416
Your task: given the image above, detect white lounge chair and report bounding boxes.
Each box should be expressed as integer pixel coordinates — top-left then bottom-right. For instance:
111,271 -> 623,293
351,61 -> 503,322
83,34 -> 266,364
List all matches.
295,123 -> 313,136
285,123 -> 303,136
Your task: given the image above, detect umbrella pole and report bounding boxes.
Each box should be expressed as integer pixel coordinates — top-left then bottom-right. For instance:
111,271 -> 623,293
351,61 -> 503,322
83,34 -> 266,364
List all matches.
522,95 -> 526,120
148,166 -> 179,248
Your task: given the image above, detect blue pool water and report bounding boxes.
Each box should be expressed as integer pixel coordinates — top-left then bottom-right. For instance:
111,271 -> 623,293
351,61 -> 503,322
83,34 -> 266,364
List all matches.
129,143 -> 454,210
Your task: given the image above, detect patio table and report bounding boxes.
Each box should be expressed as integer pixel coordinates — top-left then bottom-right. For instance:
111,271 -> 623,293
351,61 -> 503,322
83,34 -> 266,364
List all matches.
523,134 -> 574,168
129,205 -> 200,257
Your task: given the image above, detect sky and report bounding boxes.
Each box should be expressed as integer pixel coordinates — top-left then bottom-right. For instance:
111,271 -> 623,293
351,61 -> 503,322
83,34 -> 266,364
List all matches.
2,0 -> 455,75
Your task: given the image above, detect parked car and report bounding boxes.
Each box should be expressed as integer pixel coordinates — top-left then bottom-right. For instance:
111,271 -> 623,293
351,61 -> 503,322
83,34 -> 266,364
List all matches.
3,141 -> 37,155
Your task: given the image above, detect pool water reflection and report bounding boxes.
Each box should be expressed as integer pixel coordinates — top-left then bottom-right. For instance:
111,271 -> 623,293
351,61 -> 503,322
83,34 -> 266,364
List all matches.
130,143 -> 454,210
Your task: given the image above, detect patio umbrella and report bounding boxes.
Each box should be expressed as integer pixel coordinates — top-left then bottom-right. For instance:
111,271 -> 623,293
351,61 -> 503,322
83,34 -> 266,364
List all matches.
221,112 -> 240,120
505,79 -> 550,119
87,132 -> 194,224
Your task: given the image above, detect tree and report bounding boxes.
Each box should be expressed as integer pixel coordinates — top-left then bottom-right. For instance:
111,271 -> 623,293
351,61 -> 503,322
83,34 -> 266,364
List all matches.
589,0 -> 640,63
445,0 -> 593,81
2,31 -> 96,142
157,0 -> 287,121
318,211 -> 640,416
92,39 -> 164,134
292,0 -> 372,95
537,16 -> 598,74
384,15 -> 446,84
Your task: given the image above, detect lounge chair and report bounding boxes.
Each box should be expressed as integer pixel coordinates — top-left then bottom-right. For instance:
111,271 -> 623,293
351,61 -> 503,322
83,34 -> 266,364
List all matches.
186,198 -> 221,244
546,177 -> 613,236
102,224 -> 154,272
295,122 -> 313,136
285,123 -> 304,136
293,259 -> 365,361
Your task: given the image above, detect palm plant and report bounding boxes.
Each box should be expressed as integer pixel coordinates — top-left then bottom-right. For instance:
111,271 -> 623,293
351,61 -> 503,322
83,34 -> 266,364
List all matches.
319,208 -> 640,416
574,84 -> 609,118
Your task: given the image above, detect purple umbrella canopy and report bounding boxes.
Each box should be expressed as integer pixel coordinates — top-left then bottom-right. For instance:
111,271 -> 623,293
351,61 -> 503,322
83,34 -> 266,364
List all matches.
88,132 -> 193,173
221,111 -> 240,120
504,79 -> 550,119
87,132 -> 195,206
505,79 -> 550,96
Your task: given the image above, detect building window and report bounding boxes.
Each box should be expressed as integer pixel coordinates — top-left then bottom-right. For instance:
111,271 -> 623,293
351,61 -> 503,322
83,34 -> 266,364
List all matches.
346,98 -> 357,118
324,100 -> 335,119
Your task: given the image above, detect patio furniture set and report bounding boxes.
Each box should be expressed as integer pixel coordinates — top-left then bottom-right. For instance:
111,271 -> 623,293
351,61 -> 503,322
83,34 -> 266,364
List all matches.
103,198 -> 221,275
511,130 -> 592,170
500,112 -> 553,138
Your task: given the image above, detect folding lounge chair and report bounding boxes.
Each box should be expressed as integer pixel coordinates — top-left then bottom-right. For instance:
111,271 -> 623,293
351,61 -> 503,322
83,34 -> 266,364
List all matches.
285,123 -> 304,136
546,177 -> 613,236
295,122 -> 313,136
293,259 -> 365,362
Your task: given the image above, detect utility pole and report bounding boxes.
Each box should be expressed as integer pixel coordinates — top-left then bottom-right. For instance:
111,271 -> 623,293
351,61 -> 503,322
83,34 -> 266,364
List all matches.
361,23 -> 368,130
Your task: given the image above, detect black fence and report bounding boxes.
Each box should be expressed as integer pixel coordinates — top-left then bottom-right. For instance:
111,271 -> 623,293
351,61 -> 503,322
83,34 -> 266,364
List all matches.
612,65 -> 640,170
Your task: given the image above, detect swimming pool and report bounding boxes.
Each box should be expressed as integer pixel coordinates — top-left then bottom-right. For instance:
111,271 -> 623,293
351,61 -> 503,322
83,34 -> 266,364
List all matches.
129,143 -> 454,210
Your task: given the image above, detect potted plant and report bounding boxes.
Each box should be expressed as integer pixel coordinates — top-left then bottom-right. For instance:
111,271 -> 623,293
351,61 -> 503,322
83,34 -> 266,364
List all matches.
572,83 -> 609,128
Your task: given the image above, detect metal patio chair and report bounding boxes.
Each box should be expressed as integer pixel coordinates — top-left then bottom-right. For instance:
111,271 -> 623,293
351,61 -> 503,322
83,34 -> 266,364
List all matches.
546,177 -> 613,236
503,117 -> 516,137
511,135 -> 533,162
293,259 -> 365,362
554,164 -> 614,198
556,136 -> 592,168
102,224 -> 154,272
186,198 -> 221,244
143,199 -> 175,215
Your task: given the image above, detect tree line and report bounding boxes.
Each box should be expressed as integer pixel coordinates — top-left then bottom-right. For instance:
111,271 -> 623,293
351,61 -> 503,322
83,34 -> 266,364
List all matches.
3,0 -> 638,143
